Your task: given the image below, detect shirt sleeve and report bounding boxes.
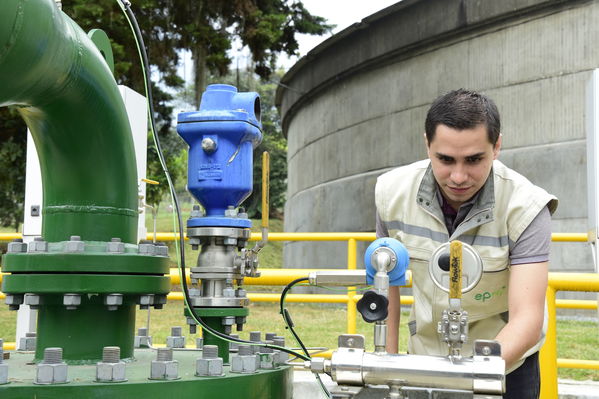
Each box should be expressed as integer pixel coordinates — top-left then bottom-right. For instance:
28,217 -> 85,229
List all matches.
509,206 -> 552,265
376,212 -> 390,238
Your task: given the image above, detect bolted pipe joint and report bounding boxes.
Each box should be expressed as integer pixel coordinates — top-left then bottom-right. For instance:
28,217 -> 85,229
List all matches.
96,346 -> 127,383
35,348 -> 68,385
150,348 -> 179,380
196,345 -> 224,377
166,326 -> 185,348
230,344 -> 259,374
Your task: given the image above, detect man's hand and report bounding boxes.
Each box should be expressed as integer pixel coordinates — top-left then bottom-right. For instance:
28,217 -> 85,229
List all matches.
494,262 -> 548,369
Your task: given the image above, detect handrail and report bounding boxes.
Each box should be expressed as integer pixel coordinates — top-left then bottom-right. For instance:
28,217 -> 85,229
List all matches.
1,231 -> 597,398
0,231 -> 589,242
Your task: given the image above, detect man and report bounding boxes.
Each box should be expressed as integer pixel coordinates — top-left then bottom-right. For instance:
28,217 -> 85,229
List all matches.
375,89 -> 557,398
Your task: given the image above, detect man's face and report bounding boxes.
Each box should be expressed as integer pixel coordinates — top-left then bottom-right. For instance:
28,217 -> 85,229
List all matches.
426,123 -> 501,211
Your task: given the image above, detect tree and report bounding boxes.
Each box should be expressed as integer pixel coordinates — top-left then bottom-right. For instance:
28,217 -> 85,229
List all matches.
0,108 -> 26,231
0,0 -> 330,221
170,1 -> 333,107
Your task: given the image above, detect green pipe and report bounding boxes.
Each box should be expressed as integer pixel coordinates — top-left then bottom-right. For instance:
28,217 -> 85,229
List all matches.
0,0 -> 138,243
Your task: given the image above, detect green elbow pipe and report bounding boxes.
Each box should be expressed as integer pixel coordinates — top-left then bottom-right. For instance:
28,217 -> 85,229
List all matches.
0,0 -> 138,243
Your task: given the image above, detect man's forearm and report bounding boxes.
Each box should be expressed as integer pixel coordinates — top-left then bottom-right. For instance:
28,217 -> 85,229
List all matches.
386,286 -> 401,353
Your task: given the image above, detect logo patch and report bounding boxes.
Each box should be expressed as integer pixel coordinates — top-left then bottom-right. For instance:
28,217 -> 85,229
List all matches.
474,286 -> 506,302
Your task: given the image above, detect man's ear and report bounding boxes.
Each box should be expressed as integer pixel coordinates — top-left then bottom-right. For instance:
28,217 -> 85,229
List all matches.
493,134 -> 502,159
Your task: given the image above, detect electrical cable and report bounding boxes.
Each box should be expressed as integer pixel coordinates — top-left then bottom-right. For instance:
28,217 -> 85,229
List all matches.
115,0 -> 310,362
280,278 -> 332,398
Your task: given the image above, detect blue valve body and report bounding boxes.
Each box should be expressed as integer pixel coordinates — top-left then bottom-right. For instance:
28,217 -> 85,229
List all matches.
177,84 -> 262,228
364,238 -> 409,286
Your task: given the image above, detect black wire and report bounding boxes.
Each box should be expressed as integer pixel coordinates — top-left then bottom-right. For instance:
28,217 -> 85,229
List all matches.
118,0 -> 310,362
280,277 -> 310,356
280,277 -> 332,398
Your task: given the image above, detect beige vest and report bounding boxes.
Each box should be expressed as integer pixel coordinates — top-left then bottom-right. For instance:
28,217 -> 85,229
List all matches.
376,160 -> 558,372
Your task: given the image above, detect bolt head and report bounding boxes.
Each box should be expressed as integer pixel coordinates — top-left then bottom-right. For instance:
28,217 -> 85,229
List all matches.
24,294 -> 41,306
201,137 -> 217,154
104,294 -> 123,306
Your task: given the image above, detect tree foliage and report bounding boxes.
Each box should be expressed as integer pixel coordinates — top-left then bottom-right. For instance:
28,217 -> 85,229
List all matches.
0,109 -> 26,231
0,0 -> 330,225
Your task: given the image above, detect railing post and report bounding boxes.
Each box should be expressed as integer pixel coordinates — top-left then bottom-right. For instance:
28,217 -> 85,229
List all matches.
347,238 -> 357,334
540,286 -> 558,399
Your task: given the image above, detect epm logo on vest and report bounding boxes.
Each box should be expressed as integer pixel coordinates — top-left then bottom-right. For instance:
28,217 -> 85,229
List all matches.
474,286 -> 506,302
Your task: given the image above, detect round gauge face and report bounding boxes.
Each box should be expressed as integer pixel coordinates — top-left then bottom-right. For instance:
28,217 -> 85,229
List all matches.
428,241 -> 483,294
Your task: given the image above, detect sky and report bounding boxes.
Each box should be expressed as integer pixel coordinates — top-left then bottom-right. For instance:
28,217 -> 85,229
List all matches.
276,0 -> 400,69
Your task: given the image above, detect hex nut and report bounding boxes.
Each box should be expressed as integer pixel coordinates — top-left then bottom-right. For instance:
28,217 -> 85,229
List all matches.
105,294 -> 123,306
222,287 -> 235,298
0,363 -> 8,385
155,244 -> 169,257
24,294 -> 42,309
96,362 -> 126,382
5,294 -> 24,306
150,360 -> 179,380
230,354 -> 258,374
18,335 -> 36,351
153,295 -> 167,309
28,239 -> 48,253
7,240 -> 27,253
310,357 -> 326,373
166,336 -> 185,348
138,294 -> 154,309
35,363 -> 68,384
134,335 -> 152,348
275,350 -> 289,365
138,243 -> 156,255
64,238 -> 85,253
63,294 -> 81,310
221,316 -> 235,326
258,353 -> 275,370
106,239 -> 125,254
196,357 -> 224,377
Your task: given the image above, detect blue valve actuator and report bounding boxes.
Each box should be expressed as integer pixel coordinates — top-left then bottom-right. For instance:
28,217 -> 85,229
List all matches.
364,238 -> 409,287
177,84 -> 262,229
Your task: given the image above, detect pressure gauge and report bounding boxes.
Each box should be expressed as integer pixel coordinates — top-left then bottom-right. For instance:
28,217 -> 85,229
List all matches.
428,242 -> 483,294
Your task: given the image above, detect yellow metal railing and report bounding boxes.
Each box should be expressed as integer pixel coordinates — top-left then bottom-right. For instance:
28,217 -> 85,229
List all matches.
1,231 -> 598,397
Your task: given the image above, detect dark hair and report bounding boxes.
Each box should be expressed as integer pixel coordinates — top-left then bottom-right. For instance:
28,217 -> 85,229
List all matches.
424,89 -> 501,144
